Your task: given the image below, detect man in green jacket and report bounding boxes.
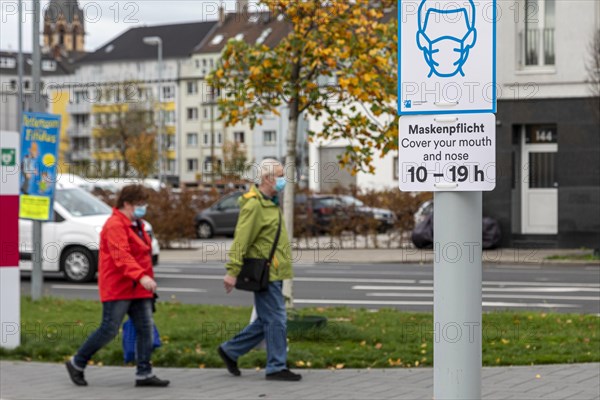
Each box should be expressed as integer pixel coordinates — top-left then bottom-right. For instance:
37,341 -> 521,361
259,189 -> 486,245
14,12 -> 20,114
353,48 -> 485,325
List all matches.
218,159 -> 301,382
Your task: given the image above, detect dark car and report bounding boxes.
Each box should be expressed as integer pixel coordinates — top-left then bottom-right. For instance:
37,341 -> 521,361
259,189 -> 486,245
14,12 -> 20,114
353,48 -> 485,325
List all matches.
195,192 -> 243,239
335,195 -> 396,233
196,192 -> 350,238
411,200 -> 502,249
295,194 -> 349,234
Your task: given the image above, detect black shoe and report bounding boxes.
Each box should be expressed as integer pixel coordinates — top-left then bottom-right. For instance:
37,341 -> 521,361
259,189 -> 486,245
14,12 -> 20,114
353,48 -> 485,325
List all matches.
65,361 -> 87,386
135,375 -> 170,387
218,346 -> 241,376
266,369 -> 302,381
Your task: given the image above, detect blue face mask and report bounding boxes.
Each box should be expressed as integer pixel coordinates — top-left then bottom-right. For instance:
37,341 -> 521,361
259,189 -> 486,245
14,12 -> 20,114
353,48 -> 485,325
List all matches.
133,205 -> 147,219
275,177 -> 286,192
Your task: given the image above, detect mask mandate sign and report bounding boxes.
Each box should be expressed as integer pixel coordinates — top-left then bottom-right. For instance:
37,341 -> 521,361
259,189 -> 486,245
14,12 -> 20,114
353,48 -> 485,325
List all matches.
398,113 -> 496,191
398,0 -> 496,115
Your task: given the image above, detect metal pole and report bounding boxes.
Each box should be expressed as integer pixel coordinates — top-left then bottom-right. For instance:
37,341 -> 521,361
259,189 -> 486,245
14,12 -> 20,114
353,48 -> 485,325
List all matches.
433,191 -> 482,400
17,0 -> 23,128
31,0 -> 44,300
210,90 -> 215,185
157,40 -> 163,186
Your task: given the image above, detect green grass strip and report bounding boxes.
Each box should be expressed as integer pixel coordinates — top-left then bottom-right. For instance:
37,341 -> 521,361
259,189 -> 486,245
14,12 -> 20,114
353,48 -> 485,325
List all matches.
1,297 -> 598,369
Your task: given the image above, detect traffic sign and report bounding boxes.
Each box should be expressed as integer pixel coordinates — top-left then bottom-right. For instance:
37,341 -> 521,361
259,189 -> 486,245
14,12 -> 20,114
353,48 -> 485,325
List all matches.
398,113 -> 496,191
398,0 -> 496,115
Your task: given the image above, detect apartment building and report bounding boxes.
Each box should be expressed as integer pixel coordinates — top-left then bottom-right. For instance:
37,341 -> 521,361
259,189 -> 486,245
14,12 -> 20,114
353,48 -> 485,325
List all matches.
51,21 -> 215,182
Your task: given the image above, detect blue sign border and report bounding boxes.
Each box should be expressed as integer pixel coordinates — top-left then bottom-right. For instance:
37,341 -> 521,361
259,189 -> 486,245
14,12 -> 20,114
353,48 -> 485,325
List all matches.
397,0 -> 497,115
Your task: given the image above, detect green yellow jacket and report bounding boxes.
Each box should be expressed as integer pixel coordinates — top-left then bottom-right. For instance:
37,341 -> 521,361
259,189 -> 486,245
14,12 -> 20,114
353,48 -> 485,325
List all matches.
225,185 -> 293,281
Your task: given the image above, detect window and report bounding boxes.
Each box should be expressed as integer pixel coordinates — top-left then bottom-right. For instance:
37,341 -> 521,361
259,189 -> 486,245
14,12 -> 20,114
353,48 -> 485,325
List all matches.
195,59 -> 200,68
167,160 -> 176,174
187,107 -> 198,120
187,158 -> 198,172
203,108 -> 209,119
204,133 -> 209,145
218,195 -> 240,210
210,35 -> 224,45
217,132 -> 222,145
162,86 -> 175,100
521,0 -> 555,67
234,131 -> 245,144
165,135 -> 175,150
187,133 -> 198,147
10,80 -> 16,89
263,130 -> 276,146
0,57 -> 16,68
75,90 -> 88,104
42,60 -> 56,71
393,156 -> 399,180
204,157 -> 222,172
164,110 -> 176,125
187,81 -> 198,95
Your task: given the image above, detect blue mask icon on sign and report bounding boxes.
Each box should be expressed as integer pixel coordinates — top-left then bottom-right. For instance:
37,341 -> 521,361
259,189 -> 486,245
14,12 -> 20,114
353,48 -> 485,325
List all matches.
416,0 -> 477,78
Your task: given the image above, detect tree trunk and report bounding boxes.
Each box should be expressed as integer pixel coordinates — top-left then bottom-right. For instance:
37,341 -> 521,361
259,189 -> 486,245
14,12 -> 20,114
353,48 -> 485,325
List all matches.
282,98 -> 299,309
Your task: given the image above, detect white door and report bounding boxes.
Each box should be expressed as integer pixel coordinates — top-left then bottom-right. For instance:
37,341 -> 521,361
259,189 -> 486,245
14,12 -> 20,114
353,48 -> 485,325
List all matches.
521,126 -> 558,234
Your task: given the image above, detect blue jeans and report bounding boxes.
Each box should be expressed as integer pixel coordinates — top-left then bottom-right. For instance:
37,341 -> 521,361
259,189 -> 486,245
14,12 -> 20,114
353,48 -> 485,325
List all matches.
73,298 -> 154,378
221,281 -> 287,375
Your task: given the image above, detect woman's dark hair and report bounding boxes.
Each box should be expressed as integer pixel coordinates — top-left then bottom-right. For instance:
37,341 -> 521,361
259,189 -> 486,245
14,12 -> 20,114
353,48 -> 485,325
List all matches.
116,185 -> 149,208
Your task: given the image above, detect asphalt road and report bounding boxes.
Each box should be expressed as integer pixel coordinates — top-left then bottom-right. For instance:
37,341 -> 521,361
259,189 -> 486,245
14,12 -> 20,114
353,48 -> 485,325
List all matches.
20,261 -> 600,314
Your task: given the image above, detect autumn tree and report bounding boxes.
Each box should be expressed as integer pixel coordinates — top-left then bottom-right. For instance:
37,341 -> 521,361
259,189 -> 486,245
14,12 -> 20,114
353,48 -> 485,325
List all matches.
221,140 -> 249,181
125,133 -> 157,179
209,0 -> 398,246
94,82 -> 157,177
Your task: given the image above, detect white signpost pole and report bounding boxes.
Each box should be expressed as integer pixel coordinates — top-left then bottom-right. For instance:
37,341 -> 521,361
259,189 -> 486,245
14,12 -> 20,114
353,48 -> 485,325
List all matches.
398,1 -> 496,398
433,191 -> 482,399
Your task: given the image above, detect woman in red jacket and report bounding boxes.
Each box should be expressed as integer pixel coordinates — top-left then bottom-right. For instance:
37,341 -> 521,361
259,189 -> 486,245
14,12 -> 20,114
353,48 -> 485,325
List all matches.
65,185 -> 169,388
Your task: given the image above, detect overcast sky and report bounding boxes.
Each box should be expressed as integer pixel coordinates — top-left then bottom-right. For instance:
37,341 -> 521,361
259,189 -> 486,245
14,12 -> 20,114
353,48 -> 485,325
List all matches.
0,0 -> 261,53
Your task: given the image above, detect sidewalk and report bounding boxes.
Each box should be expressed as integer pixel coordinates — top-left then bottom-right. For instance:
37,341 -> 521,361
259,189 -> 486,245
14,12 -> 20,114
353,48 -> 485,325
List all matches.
1,361 -> 598,399
161,244 -> 600,266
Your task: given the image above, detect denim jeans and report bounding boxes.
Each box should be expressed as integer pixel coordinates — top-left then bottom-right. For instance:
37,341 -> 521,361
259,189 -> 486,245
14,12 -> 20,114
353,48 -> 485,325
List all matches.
221,281 -> 287,375
73,298 -> 154,378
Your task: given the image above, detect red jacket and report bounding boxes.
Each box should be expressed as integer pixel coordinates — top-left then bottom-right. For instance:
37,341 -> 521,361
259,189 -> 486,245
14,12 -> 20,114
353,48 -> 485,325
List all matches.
98,208 -> 154,302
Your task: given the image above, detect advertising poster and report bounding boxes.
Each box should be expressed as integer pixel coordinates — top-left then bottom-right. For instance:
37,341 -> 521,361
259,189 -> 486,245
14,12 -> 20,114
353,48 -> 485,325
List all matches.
19,112 -> 61,221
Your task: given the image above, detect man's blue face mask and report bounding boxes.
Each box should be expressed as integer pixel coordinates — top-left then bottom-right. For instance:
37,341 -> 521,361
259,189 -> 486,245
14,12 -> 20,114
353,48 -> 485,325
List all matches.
417,8 -> 477,78
275,176 -> 286,192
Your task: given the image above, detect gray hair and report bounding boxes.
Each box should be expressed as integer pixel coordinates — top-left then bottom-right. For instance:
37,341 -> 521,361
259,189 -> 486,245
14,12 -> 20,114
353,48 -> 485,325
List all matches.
258,158 -> 283,183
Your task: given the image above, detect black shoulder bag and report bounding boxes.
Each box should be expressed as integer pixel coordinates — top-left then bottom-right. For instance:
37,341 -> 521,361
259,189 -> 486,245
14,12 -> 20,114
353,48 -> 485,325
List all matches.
235,212 -> 281,292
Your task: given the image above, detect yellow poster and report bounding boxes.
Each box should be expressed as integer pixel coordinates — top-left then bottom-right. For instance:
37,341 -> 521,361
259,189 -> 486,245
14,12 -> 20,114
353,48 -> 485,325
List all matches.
19,195 -> 51,220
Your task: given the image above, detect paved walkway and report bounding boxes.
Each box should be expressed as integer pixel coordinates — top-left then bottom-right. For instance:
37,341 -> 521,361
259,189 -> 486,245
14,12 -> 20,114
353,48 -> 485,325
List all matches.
1,361 -> 598,399
161,245 -> 599,266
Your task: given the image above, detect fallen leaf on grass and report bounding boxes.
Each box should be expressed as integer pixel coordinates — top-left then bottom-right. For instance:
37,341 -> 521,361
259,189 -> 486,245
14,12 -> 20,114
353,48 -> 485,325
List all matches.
375,343 -> 383,349
335,363 -> 345,369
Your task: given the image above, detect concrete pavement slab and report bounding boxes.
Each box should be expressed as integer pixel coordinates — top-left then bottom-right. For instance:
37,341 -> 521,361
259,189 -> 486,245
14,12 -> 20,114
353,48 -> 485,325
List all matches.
1,361 -> 598,400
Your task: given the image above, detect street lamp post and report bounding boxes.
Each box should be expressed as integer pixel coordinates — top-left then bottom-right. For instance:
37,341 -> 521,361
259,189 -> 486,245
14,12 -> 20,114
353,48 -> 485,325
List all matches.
143,36 -> 163,186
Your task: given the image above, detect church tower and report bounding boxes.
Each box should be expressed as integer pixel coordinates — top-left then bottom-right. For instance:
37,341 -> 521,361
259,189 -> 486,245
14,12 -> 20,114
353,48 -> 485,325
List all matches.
43,0 -> 85,59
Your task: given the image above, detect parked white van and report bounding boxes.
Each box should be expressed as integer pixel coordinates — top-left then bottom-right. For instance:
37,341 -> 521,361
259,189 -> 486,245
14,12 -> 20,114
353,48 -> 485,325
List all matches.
19,179 -> 160,283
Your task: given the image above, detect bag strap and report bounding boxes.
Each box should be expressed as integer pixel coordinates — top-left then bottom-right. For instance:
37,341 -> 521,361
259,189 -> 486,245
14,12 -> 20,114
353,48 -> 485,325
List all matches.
267,211 -> 282,266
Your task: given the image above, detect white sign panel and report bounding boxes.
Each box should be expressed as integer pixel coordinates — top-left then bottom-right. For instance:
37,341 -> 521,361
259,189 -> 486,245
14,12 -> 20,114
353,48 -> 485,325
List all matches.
398,113 -> 496,191
398,0 -> 496,115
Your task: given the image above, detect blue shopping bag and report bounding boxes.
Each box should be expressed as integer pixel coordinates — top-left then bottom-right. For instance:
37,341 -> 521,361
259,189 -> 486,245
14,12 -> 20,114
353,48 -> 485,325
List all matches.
122,319 -> 162,363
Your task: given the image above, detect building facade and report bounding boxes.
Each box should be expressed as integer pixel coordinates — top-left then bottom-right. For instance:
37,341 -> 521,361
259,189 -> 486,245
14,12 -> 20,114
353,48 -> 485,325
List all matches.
488,0 -> 600,248
49,22 -> 216,182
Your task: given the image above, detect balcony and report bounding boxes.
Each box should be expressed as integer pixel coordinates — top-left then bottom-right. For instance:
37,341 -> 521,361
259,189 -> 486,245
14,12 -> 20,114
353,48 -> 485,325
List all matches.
66,102 -> 91,114
69,149 -> 92,162
67,125 -> 91,138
